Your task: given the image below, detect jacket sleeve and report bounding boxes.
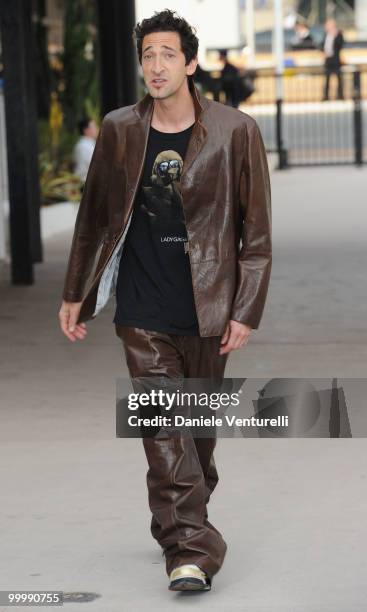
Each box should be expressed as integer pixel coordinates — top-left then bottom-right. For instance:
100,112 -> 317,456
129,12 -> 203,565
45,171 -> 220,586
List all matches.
62,116 -> 113,302
229,118 -> 272,329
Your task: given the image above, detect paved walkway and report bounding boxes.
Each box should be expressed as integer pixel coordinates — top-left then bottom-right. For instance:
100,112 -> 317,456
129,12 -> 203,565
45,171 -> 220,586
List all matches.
0,165 -> 366,611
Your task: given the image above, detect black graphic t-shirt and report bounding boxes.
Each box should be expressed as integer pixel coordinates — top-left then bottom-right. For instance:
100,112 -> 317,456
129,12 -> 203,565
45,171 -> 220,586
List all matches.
113,123 -> 200,335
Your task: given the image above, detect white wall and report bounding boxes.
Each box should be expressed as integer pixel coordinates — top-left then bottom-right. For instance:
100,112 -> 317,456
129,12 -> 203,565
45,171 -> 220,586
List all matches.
135,0 -> 241,66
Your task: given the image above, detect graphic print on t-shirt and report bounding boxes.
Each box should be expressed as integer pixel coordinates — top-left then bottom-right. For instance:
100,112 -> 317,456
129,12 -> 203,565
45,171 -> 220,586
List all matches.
141,149 -> 187,246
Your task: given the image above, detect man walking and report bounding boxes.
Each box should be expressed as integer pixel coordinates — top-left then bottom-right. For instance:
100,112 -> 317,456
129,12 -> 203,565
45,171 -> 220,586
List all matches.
59,9 -> 272,593
321,18 -> 344,101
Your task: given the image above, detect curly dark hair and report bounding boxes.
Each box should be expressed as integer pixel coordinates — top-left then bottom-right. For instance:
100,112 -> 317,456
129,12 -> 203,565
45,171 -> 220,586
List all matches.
133,9 -> 199,66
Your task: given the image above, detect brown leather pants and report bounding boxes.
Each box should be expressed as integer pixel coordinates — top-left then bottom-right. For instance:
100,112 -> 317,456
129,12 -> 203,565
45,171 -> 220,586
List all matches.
115,325 -> 229,579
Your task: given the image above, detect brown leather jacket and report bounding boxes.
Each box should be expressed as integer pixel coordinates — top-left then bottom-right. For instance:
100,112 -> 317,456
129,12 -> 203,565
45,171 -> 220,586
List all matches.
62,79 -> 272,337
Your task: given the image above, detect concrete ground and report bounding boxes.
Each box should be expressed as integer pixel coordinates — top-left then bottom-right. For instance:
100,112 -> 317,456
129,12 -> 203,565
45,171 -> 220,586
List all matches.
0,164 -> 366,611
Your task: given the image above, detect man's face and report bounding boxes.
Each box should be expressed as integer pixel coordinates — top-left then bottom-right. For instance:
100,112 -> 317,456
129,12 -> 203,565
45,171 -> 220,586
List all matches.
141,30 -> 197,100
325,19 -> 336,34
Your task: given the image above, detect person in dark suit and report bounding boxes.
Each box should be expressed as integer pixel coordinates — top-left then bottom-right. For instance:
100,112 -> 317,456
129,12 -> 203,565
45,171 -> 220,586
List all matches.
193,63 -> 221,100
218,49 -> 242,108
320,19 -> 344,101
218,49 -> 254,108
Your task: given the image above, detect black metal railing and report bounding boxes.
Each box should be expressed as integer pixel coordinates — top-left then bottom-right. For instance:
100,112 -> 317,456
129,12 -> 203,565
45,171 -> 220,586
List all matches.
239,66 -> 366,169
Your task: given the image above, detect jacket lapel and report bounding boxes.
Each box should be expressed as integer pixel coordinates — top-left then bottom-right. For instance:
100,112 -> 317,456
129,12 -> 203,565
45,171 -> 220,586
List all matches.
181,120 -> 207,179
125,99 -> 154,199
182,78 -> 209,177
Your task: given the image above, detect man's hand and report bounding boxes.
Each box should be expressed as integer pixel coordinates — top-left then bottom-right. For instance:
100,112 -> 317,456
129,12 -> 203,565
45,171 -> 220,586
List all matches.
58,300 -> 87,342
219,320 -> 252,355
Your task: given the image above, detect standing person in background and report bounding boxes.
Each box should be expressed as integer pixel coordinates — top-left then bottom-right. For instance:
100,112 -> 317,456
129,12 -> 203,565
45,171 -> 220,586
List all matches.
73,117 -> 99,190
218,49 -> 254,107
320,19 -> 344,101
218,49 -> 242,108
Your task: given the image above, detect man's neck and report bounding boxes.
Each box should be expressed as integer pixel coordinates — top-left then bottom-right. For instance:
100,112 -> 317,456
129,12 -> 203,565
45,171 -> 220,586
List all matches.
150,79 -> 196,133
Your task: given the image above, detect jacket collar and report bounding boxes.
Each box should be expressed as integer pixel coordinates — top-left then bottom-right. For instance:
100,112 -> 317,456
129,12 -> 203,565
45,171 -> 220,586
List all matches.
125,78 -> 209,194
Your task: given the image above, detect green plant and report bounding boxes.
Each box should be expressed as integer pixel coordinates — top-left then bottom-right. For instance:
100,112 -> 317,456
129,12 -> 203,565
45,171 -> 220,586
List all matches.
61,0 -> 100,131
40,167 -> 82,205
38,119 -> 84,204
